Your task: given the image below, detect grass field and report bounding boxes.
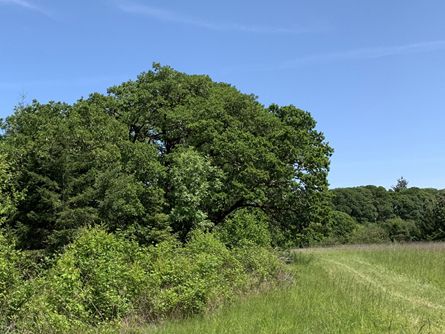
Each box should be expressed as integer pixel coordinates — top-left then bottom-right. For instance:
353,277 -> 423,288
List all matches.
129,242 -> 445,334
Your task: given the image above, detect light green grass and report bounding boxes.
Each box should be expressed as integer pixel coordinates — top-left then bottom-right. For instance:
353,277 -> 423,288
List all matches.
127,243 -> 445,334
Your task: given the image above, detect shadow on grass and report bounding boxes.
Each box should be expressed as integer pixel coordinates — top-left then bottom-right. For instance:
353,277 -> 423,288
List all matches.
281,251 -> 315,266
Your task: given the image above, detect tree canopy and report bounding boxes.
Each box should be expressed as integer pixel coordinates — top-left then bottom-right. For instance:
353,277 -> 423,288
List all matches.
330,185 -> 445,241
0,64 -> 333,249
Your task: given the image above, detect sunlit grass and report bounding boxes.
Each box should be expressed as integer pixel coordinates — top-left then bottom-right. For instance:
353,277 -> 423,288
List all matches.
127,242 -> 445,334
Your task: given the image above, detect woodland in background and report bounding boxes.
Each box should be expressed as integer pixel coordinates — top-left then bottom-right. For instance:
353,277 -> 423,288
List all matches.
328,183 -> 445,245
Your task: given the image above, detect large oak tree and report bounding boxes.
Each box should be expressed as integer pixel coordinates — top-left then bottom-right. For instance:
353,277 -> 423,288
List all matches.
1,64 -> 332,249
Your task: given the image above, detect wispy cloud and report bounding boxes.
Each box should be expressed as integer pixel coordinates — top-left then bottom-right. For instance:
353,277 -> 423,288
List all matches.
0,0 -> 52,17
286,40 -> 445,65
232,40 -> 445,72
117,3 -> 311,34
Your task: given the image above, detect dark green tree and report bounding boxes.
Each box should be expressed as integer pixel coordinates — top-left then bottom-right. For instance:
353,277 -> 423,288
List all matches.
2,100 -> 166,249
105,65 -> 332,243
328,211 -> 357,243
422,193 -> 445,240
392,177 -> 408,192
2,64 -> 333,248
0,151 -> 21,225
331,187 -> 378,223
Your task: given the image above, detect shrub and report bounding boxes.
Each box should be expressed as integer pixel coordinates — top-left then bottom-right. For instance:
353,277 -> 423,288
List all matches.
7,228 -> 148,332
136,231 -> 248,319
381,218 -> 420,242
215,209 -> 271,248
233,246 -> 286,288
299,222 -> 330,247
349,223 -> 390,244
1,228 -> 286,332
0,232 -> 22,328
327,211 -> 358,243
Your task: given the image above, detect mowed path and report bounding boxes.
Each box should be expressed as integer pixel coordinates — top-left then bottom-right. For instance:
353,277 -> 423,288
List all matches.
302,244 -> 445,332
323,257 -> 445,311
140,243 -> 445,334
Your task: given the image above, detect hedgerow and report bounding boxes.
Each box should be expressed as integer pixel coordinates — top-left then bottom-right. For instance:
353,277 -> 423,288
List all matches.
0,228 -> 286,333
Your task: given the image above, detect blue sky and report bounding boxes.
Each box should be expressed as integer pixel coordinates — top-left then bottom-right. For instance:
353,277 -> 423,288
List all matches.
1,0 -> 444,189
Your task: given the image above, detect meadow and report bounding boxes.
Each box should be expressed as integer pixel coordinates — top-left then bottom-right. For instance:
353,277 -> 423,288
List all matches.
133,243 -> 445,334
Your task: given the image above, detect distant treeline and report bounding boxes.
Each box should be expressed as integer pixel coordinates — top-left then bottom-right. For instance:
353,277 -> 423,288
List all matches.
327,185 -> 445,244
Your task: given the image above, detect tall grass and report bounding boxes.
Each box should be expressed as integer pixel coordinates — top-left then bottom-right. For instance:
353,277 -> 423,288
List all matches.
132,242 -> 445,334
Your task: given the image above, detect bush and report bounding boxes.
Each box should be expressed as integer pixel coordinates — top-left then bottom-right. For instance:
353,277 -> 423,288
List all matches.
138,231 -> 247,319
327,211 -> 358,244
0,232 -> 22,328
381,218 -> 420,242
299,222 -> 330,247
215,209 -> 271,248
233,246 -> 286,287
6,228 -> 148,332
349,223 -> 390,244
1,228 -> 286,332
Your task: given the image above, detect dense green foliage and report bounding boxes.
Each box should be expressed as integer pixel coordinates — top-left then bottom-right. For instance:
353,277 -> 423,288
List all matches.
0,152 -> 21,225
0,228 -> 284,333
0,64 -> 332,249
329,185 -> 445,244
0,65 -> 333,332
